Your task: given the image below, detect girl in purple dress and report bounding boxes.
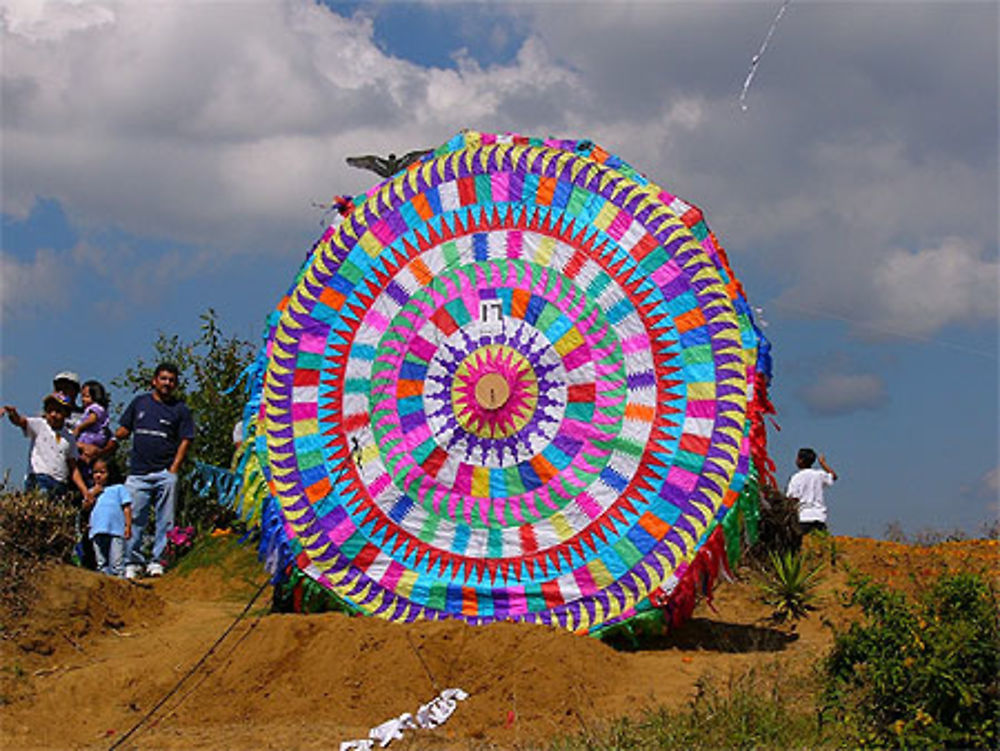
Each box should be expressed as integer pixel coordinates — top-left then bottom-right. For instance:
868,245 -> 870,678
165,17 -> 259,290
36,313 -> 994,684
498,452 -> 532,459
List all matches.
73,380 -> 111,466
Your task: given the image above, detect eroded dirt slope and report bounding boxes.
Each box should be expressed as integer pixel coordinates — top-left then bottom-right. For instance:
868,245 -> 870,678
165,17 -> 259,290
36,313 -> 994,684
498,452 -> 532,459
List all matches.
2,535 -> 995,750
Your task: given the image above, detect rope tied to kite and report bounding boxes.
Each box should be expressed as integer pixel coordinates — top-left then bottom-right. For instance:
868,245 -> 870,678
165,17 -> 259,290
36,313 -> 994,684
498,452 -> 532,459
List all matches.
108,576 -> 272,750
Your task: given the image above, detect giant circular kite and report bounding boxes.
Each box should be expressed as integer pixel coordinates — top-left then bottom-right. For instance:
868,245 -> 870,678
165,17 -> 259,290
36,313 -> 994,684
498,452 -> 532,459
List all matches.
231,131 -> 774,634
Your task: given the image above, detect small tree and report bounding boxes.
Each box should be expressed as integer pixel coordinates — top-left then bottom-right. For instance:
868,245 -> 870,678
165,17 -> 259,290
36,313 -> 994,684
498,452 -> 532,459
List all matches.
111,309 -> 257,528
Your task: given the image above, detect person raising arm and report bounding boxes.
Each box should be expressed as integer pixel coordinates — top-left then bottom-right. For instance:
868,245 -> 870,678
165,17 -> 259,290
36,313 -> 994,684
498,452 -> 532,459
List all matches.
4,395 -> 92,503
787,447 -> 838,535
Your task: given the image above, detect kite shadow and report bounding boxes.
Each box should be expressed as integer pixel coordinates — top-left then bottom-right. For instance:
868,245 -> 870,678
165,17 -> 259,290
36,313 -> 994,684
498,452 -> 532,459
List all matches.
605,617 -> 798,654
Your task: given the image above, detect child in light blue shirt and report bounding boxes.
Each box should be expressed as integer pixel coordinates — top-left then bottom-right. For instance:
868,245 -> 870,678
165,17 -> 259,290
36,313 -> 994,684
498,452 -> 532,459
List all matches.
88,459 -> 133,577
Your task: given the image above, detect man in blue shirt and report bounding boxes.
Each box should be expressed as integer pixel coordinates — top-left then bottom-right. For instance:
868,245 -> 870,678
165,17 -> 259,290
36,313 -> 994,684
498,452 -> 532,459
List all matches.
108,362 -> 194,578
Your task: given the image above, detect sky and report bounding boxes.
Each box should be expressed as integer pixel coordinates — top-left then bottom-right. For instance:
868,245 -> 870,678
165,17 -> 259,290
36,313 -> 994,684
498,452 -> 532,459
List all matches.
1,0 -> 997,538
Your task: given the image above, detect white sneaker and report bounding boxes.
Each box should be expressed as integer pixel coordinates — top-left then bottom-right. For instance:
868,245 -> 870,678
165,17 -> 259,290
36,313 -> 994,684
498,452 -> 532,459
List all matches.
124,564 -> 142,580
146,562 -> 165,577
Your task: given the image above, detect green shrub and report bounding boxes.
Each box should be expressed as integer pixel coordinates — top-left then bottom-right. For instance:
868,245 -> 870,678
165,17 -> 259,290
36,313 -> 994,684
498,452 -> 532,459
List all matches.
756,549 -> 824,624
824,571 -> 1000,748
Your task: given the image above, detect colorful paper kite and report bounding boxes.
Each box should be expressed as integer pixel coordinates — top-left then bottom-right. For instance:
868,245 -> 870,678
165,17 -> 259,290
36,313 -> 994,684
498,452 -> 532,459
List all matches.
228,131 -> 775,634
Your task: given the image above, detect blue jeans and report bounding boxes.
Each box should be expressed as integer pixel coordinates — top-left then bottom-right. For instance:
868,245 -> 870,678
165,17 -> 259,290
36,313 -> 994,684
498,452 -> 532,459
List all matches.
93,533 -> 125,576
25,473 -> 68,498
125,469 -> 177,567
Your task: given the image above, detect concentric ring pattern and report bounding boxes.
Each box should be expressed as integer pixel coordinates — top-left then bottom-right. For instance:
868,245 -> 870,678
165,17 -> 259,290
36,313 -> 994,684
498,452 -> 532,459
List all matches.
244,131 -> 769,632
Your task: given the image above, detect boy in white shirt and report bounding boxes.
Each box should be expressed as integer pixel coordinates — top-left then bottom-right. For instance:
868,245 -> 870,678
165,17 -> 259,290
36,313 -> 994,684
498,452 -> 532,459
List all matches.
786,447 -> 837,534
3,393 -> 91,501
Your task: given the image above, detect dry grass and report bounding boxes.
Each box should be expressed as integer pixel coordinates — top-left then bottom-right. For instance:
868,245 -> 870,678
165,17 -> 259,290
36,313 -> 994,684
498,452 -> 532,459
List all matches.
0,489 -> 77,620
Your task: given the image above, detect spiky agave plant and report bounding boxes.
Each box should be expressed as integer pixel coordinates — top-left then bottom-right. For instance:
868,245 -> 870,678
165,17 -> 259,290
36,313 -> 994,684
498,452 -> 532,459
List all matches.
757,550 -> 824,623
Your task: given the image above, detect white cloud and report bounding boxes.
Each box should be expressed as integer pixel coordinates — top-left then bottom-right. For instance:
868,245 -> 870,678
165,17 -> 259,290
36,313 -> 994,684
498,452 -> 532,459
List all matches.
1,0 -> 114,42
982,466 -> 999,497
519,3 -> 997,340
799,372 -> 888,417
759,138 -> 997,338
0,0 -> 996,345
0,248 -> 71,319
962,466 -> 1000,522
871,238 -> 999,336
1,1 -> 588,253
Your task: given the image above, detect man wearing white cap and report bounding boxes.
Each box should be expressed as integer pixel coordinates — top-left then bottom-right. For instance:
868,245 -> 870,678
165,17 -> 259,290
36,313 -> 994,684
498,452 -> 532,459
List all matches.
53,370 -> 84,431
52,370 -> 97,568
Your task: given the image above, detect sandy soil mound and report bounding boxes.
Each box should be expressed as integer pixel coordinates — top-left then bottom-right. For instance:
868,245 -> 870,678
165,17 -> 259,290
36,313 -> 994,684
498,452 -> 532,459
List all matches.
5,565 -> 165,661
1,535 -> 995,750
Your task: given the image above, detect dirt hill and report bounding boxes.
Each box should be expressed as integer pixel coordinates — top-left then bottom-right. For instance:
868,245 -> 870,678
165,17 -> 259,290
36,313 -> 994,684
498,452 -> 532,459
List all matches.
1,535 -> 996,750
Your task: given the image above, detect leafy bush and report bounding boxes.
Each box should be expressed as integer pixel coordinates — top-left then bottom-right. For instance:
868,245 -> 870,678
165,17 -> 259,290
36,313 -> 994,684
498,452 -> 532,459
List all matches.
824,571 -> 1000,748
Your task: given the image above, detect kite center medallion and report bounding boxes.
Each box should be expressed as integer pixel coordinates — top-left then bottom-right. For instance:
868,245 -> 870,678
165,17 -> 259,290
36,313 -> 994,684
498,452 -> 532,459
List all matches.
475,372 -> 510,410
454,344 -> 538,439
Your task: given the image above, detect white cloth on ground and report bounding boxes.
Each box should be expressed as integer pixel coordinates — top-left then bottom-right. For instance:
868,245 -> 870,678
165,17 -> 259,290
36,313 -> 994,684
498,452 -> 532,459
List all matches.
339,688 -> 469,751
